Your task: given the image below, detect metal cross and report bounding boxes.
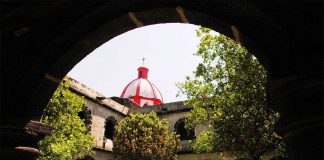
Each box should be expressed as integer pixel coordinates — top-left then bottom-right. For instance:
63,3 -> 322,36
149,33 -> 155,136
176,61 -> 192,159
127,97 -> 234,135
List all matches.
142,57 -> 146,65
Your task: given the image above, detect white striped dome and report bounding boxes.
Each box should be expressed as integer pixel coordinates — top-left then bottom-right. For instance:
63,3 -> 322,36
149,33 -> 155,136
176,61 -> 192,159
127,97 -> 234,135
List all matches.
120,66 -> 163,107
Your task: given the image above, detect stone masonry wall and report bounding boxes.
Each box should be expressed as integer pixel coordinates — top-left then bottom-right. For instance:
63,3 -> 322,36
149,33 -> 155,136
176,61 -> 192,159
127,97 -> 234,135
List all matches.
85,100 -> 125,151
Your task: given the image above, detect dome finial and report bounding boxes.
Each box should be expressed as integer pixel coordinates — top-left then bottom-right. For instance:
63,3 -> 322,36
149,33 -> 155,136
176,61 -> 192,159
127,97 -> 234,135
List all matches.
138,57 -> 148,78
142,57 -> 146,65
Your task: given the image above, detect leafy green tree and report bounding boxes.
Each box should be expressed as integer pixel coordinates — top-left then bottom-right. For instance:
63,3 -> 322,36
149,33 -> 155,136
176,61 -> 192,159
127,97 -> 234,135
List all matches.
113,111 -> 181,160
177,28 -> 285,160
39,79 -> 94,160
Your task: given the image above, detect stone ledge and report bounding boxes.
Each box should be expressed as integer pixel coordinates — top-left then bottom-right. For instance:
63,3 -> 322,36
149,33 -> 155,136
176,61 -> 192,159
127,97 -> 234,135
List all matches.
24,120 -> 54,138
15,146 -> 40,155
68,77 -> 129,115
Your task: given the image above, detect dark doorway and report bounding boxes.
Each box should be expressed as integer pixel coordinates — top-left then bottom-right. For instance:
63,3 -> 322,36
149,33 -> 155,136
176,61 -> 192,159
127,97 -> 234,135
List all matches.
174,118 -> 195,140
104,116 -> 117,140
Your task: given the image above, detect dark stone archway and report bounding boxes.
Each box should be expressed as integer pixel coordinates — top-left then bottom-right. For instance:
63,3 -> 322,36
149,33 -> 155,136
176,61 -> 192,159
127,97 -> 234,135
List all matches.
174,118 -> 195,140
1,1 -> 323,159
104,116 -> 117,140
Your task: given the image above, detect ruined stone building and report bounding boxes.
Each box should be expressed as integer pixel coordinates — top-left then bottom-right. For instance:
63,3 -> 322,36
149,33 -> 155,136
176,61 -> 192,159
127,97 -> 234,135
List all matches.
67,65 -> 223,160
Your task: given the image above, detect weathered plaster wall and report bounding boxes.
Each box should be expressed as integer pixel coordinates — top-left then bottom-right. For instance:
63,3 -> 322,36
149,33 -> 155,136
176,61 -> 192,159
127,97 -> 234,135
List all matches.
85,100 -> 125,151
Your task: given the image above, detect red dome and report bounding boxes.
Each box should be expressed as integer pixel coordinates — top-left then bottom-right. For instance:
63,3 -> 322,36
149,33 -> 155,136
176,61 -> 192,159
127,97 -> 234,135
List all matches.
120,66 -> 163,107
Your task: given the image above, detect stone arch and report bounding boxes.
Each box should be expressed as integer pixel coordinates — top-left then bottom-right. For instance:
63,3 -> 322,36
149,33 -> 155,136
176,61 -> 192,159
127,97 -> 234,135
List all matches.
27,3 -> 277,125
78,106 -> 92,132
47,7 -> 269,80
15,4 -> 278,158
104,116 -> 117,140
2,2 -> 323,159
174,117 -> 195,140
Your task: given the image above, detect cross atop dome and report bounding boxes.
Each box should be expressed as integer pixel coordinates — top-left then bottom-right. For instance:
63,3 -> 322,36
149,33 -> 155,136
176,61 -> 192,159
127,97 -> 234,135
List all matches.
142,57 -> 146,65
138,57 -> 149,79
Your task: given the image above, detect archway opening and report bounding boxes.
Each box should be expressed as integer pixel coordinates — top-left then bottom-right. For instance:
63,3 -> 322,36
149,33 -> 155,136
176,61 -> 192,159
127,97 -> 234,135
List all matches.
104,116 -> 117,140
5,3 -> 319,160
38,6 -> 269,120
40,7 -> 275,159
174,118 -> 195,140
78,111 -> 86,121
44,22 -> 274,158
104,120 -> 115,140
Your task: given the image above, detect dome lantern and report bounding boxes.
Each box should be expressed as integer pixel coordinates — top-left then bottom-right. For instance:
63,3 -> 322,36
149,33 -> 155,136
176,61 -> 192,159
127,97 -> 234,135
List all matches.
138,66 -> 148,79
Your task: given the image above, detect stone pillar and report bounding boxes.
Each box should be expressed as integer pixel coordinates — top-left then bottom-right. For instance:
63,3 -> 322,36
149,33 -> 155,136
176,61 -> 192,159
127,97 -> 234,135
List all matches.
270,73 -> 324,159
0,121 -> 53,160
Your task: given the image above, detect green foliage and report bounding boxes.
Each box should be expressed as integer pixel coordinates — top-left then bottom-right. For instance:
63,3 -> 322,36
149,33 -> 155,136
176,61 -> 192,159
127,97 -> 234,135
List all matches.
177,28 -> 285,160
39,79 -> 94,160
189,129 -> 216,153
113,111 -> 181,160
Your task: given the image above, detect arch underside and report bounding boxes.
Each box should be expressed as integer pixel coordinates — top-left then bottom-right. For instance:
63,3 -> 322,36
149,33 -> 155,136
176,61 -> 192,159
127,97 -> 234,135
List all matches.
27,4 -> 273,122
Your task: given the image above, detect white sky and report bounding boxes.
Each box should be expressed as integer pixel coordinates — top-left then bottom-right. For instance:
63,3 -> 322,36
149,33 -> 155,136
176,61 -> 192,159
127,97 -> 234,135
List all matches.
67,23 -> 204,103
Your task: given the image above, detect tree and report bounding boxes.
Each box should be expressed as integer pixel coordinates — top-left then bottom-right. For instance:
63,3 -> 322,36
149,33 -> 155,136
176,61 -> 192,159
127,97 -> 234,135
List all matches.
177,28 -> 285,160
113,111 -> 181,160
39,79 -> 94,160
